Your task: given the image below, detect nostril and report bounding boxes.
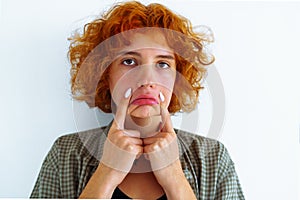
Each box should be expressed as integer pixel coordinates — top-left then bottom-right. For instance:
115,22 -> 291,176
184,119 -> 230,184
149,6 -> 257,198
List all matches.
138,82 -> 155,88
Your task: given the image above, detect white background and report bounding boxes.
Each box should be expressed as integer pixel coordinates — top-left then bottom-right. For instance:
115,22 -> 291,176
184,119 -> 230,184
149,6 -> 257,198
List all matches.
0,0 -> 299,199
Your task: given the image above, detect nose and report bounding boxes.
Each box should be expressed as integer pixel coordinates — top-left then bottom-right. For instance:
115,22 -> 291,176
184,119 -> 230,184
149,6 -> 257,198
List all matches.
138,82 -> 155,88
136,64 -> 156,88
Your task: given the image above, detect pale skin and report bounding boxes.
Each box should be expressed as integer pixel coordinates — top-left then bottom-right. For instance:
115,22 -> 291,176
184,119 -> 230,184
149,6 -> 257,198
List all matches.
79,32 -> 196,199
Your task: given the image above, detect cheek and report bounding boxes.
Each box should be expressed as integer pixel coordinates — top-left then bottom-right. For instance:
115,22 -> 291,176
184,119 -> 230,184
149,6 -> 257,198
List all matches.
109,65 -> 127,93
109,75 -> 119,93
110,78 -> 132,104
159,86 -> 173,105
109,64 -> 135,94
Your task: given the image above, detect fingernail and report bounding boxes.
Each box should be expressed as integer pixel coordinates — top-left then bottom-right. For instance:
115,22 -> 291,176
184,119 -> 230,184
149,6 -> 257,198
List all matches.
159,92 -> 165,102
124,88 -> 132,99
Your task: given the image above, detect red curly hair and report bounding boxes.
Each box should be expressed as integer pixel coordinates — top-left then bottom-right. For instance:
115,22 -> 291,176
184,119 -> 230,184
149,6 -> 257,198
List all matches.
68,1 -> 214,113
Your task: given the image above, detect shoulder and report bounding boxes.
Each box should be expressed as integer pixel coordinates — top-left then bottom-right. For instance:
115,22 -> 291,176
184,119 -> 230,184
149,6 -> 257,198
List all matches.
176,129 -> 229,158
51,126 -> 109,163
30,126 -> 109,198
54,126 -> 106,148
175,129 -> 234,170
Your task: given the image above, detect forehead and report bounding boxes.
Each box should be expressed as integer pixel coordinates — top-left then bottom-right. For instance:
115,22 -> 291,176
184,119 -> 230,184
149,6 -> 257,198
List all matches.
118,31 -> 173,54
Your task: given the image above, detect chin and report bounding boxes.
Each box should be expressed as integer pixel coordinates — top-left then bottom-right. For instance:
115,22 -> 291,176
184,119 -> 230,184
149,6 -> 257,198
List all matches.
130,105 -> 160,118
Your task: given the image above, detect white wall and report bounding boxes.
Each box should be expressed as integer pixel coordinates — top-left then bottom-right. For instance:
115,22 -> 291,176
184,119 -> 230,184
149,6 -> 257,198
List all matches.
0,0 -> 299,199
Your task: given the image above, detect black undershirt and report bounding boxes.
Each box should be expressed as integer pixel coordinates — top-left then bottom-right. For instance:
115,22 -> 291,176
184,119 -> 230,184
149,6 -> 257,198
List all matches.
112,187 -> 167,199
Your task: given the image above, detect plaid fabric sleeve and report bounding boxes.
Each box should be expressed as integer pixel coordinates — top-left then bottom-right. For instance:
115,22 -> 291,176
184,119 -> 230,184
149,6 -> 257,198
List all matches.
30,139 -> 61,198
215,163 -> 245,200
214,144 -> 245,200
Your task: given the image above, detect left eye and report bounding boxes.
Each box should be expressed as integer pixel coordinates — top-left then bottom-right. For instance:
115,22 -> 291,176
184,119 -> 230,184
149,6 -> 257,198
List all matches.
156,62 -> 170,69
121,58 -> 137,66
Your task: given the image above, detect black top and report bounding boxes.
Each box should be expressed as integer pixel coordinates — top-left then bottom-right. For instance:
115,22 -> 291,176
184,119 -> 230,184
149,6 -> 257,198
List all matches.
112,187 -> 167,199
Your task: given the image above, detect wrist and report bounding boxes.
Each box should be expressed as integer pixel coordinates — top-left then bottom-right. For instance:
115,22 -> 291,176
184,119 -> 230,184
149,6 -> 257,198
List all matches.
154,160 -> 185,187
79,163 -> 126,198
154,164 -> 196,200
96,163 -> 126,188
163,176 -> 196,200
161,171 -> 186,190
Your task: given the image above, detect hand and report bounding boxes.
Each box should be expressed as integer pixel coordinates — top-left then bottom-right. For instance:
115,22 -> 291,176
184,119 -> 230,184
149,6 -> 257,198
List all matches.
101,88 -> 144,180
143,105 -> 180,186
79,88 -> 144,198
143,106 -> 196,199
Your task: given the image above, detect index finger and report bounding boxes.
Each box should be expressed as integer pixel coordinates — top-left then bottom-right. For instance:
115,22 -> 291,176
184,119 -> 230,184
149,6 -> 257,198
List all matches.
160,104 -> 174,133
113,88 -> 132,130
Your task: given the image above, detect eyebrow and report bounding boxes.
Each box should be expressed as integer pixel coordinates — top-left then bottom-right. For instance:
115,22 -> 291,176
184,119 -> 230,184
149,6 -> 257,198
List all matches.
156,54 -> 175,60
118,51 -> 175,60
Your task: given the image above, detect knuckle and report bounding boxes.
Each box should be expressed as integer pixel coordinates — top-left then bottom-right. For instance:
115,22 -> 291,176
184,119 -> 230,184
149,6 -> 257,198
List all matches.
149,144 -> 160,152
157,142 -> 166,150
156,138 -> 166,146
116,130 -> 125,137
158,138 -> 165,143
125,144 -> 134,152
109,130 -> 122,138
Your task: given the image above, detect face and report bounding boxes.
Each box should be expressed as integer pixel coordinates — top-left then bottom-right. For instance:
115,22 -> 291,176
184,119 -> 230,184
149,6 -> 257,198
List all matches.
109,31 -> 176,118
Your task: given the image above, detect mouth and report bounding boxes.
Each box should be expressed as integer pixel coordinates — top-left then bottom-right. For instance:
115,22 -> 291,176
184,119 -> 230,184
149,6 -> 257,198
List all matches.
131,94 -> 159,106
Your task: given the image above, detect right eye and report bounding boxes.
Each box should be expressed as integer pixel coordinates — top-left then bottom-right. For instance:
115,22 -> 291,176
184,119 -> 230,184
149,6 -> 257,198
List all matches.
121,58 -> 137,66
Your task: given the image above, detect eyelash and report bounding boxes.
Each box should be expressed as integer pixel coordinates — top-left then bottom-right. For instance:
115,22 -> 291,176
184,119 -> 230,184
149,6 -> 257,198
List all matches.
156,61 -> 170,69
120,58 -> 171,69
121,58 -> 137,66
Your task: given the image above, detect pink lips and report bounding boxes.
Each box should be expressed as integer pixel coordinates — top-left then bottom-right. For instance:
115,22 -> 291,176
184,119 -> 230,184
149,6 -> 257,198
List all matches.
131,94 -> 159,106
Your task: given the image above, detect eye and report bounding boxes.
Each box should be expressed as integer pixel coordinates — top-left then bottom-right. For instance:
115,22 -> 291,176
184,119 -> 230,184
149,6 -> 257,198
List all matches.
121,58 -> 137,66
156,61 -> 170,69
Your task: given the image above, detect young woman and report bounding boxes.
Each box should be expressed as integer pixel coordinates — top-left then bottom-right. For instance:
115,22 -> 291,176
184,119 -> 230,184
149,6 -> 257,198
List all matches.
31,1 -> 244,199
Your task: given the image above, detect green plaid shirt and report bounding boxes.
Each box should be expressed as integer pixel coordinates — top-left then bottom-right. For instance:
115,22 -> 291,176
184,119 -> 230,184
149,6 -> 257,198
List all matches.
30,122 -> 245,199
